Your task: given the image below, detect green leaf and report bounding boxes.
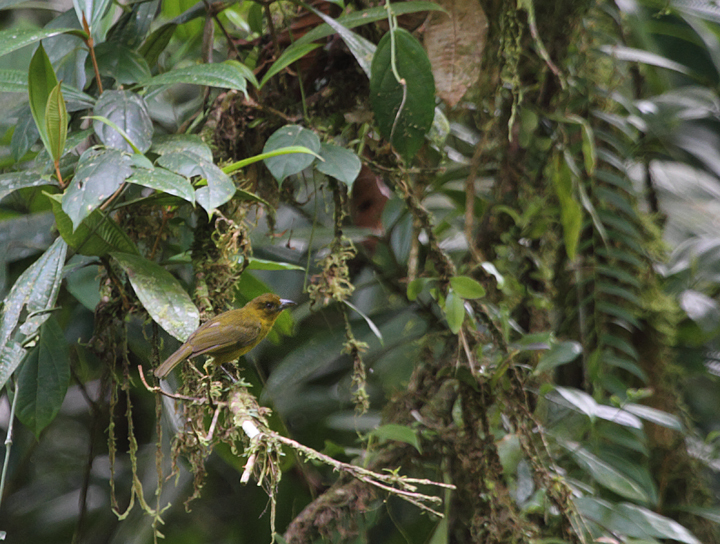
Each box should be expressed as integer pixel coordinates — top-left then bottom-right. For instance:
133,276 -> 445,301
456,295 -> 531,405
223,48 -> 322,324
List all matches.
407,277 -> 435,301
443,289 -> 465,334
292,2 -> 444,49
47,193 -> 139,257
126,167 -> 195,204
316,144 -> 361,188
449,276 -> 486,299
16,318 -> 70,438
481,262 -> 505,289
64,258 -> 101,311
0,28 -> 81,59
551,155 -> 582,261
575,497 -> 701,544
601,45 -> 693,75
596,301 -> 640,328
245,257 -> 304,271
62,148 -> 134,230
533,341 -> 582,375
72,0 -> 112,35
223,146 -> 321,174
152,134 -> 213,160
369,424 -> 421,453
112,252 -> 199,341
0,68 -> 30,92
138,23 -> 177,67
28,43 -> 58,161
0,171 -> 55,201
157,152 -> 235,212
11,106 -> 40,161
344,300 -> 383,344
294,1 -> 376,77
92,90 -> 153,153
370,29 -> 435,161
563,441 -> 651,503
263,125 -> 321,183
259,43 -> 323,88
145,61 -> 249,96
94,43 -> 151,85
44,82 -> 68,163
0,238 -> 67,391
623,404 -> 682,431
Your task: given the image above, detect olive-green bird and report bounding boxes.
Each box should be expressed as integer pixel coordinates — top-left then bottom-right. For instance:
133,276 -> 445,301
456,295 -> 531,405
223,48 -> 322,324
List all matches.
154,293 -> 296,378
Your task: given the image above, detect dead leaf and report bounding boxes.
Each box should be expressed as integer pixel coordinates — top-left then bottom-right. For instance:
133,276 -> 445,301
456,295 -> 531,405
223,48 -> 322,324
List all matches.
424,0 -> 488,107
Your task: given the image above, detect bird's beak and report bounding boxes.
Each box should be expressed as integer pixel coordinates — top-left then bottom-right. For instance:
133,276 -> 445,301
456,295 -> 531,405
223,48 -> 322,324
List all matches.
280,299 -> 297,310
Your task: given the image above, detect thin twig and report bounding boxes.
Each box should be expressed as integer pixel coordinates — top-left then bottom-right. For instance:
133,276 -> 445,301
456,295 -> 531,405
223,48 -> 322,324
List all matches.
138,365 -> 212,405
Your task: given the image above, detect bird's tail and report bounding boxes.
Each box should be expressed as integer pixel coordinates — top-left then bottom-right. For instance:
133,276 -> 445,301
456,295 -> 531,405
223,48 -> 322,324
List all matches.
154,344 -> 193,378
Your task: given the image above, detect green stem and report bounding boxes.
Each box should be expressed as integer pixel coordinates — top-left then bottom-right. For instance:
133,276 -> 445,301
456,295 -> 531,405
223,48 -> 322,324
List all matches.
0,377 -> 20,508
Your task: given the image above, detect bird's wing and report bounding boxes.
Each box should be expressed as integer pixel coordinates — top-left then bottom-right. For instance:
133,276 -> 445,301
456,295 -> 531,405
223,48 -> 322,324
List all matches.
191,318 -> 263,357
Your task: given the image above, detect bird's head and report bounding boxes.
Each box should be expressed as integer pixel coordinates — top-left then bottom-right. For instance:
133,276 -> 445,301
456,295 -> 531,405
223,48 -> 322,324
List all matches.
249,293 -> 297,320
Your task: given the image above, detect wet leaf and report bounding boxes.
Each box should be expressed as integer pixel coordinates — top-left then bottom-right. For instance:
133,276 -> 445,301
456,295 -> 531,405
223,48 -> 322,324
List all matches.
93,90 -> 153,153
0,171 -> 55,201
62,148 -> 134,230
145,61 -> 249,96
0,238 -> 67,391
47,193 -> 139,257
126,167 -> 195,204
112,252 -> 199,341
0,28 -> 80,59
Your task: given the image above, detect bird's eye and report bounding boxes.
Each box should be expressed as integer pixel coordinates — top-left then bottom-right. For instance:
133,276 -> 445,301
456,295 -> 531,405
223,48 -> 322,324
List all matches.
265,302 -> 274,309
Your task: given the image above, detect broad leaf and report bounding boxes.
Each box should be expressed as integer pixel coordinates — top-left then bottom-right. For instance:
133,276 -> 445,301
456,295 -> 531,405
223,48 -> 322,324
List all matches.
44,82 -> 68,163
0,171 -> 54,201
16,318 -> 70,438
0,238 -> 67,391
316,144 -> 361,188
292,2 -> 444,49
443,289 -> 465,334
94,43 -> 151,85
370,29 -> 435,161
534,341 -> 582,375
145,61 -> 249,95
126,167 -> 195,204
72,0 -> 112,36
449,276 -> 486,299
0,28 -> 81,59
93,90 -> 153,153
263,125 -> 321,183
47,193 -> 139,257
158,152 -> 235,212
563,440 -> 651,503
28,43 -> 58,161
369,424 -> 421,452
260,44 -> 322,88
112,252 -> 199,341
62,148 -> 134,230
576,497 -> 701,544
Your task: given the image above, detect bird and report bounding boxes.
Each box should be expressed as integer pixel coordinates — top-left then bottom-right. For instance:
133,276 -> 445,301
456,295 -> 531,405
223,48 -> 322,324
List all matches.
154,293 -> 296,378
